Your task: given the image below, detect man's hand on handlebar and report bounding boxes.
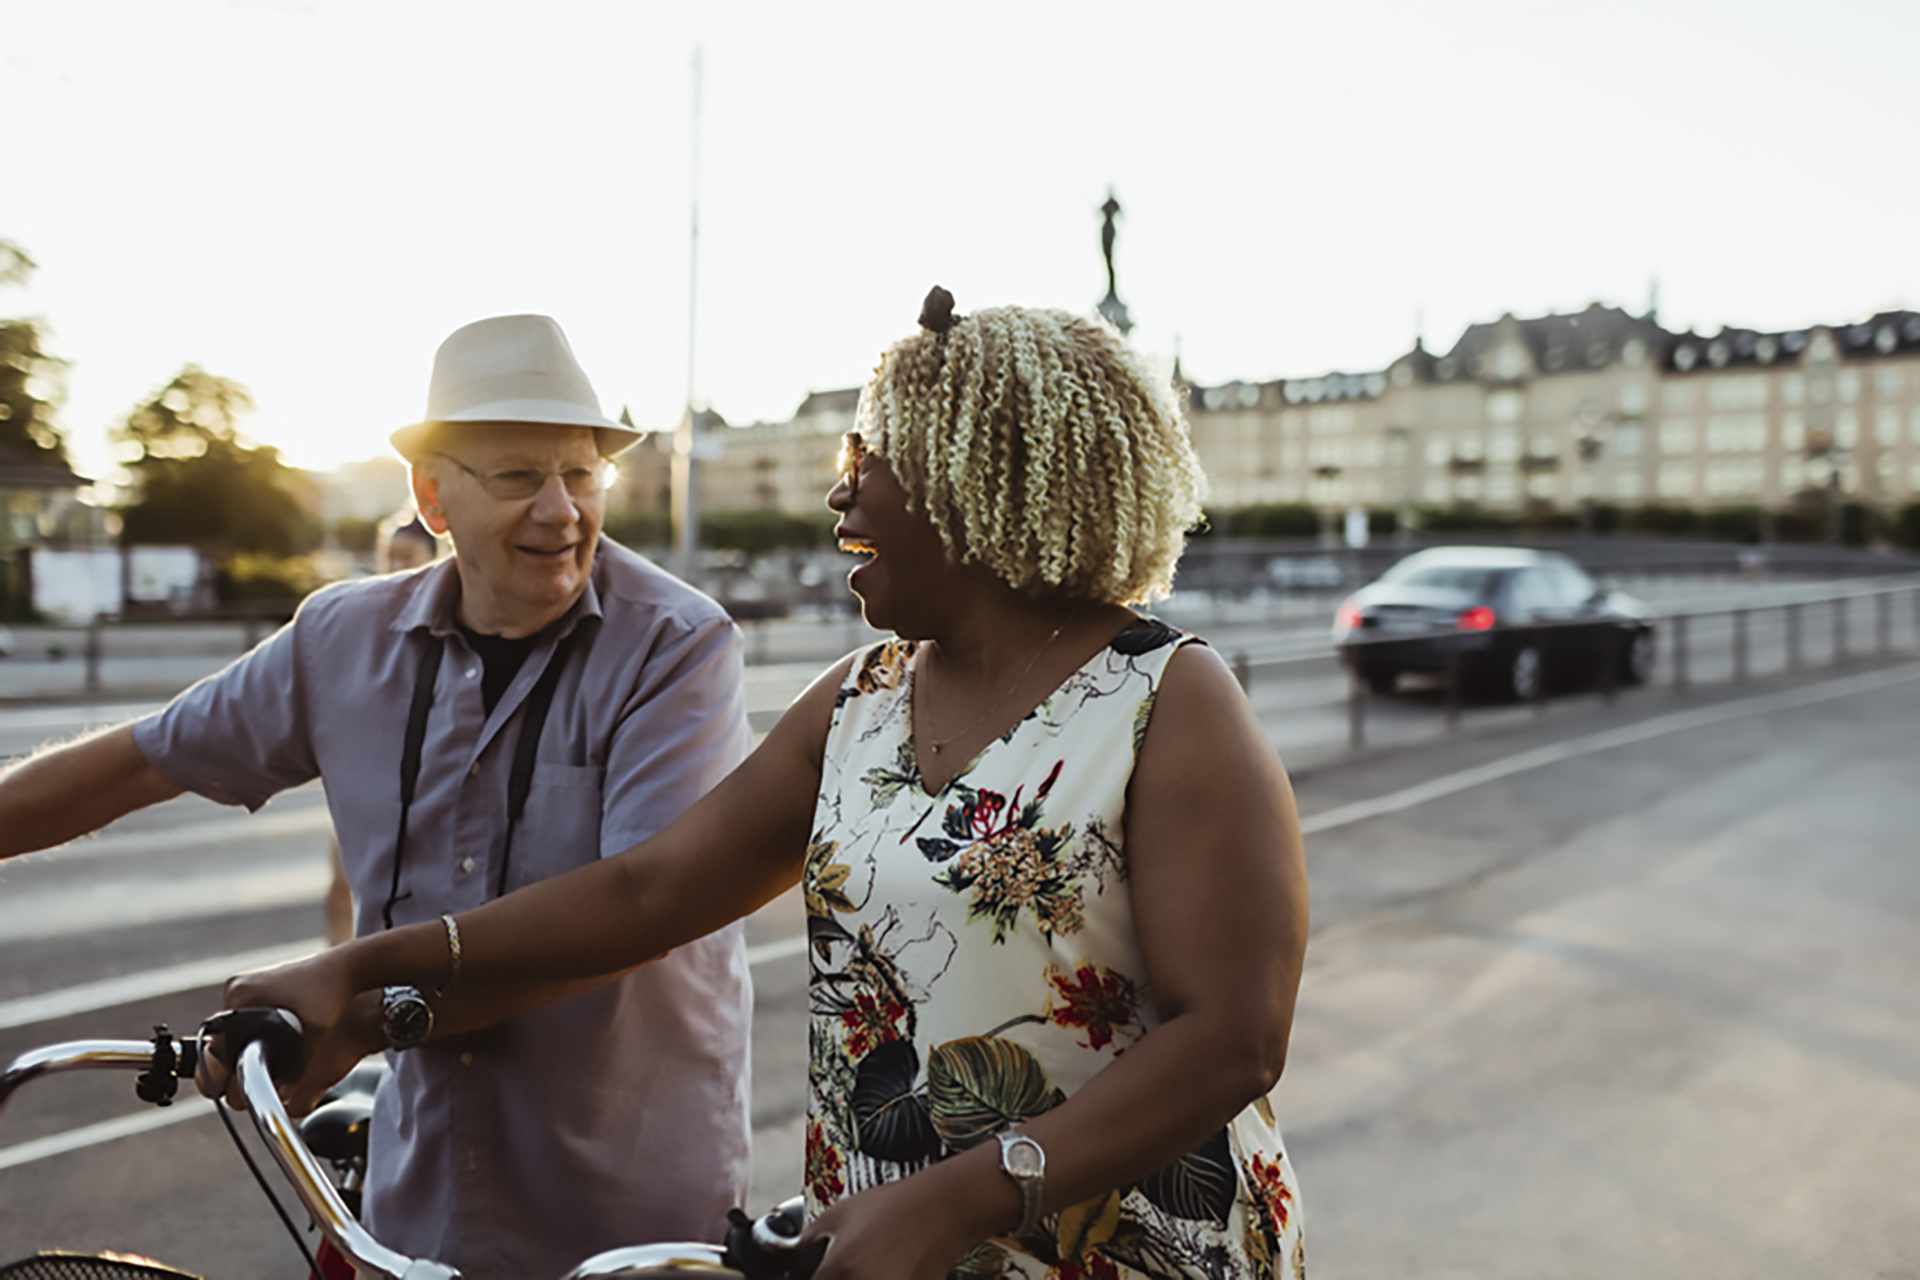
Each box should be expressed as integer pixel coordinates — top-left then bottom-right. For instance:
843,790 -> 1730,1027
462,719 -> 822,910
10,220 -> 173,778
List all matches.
197,951 -> 366,1113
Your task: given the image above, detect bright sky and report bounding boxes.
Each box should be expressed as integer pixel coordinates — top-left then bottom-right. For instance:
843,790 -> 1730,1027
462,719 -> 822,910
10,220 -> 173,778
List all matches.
6,0 -> 1917,480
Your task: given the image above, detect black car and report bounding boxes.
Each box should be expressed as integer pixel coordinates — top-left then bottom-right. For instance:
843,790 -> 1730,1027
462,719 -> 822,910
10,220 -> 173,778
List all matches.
1332,547 -> 1656,700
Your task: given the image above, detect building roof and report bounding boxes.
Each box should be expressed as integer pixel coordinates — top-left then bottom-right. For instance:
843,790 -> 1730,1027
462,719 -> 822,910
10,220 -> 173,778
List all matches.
0,443 -> 86,491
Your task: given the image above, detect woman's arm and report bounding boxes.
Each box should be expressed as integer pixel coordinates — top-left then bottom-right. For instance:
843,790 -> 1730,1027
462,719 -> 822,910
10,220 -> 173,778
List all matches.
208,654 -> 854,1103
804,642 -> 1309,1279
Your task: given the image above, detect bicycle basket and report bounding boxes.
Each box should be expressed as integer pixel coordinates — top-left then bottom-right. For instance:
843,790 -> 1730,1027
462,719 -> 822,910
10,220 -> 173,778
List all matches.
0,1254 -> 203,1279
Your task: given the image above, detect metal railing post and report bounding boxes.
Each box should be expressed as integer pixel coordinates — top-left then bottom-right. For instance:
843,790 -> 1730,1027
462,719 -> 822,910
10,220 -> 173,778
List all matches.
84,617 -> 103,696
1531,625 -> 1547,715
1833,594 -> 1847,666
1231,652 -> 1250,691
1347,665 -> 1366,750
1445,641 -> 1463,733
1672,613 -> 1689,692
1785,602 -> 1801,674
1733,608 -> 1749,683
1876,589 -> 1891,657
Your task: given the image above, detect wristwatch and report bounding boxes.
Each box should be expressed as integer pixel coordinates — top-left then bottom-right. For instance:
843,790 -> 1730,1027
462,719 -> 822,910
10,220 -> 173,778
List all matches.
380,985 -> 434,1051
997,1130 -> 1046,1236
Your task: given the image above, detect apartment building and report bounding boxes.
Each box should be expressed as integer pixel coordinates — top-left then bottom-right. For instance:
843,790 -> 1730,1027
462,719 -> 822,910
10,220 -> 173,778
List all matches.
681,306 -> 1920,519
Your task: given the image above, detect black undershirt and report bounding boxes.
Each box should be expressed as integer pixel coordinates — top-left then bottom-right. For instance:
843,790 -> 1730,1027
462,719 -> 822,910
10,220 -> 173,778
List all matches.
457,623 -> 544,715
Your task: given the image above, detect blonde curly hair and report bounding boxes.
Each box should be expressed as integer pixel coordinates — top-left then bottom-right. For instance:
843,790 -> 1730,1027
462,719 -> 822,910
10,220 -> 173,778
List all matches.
856,288 -> 1206,605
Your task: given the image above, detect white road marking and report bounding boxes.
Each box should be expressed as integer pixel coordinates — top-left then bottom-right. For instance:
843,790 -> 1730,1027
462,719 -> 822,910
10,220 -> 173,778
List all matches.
0,1098 -> 214,1172
743,932 -> 808,967
0,931 -> 815,1172
0,938 -> 328,1030
1300,661 -> 1920,837
9,660 -> 1911,1174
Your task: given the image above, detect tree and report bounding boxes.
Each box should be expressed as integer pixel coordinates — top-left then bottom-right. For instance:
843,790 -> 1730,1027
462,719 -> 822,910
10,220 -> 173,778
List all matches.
116,365 -> 321,556
0,240 -> 71,461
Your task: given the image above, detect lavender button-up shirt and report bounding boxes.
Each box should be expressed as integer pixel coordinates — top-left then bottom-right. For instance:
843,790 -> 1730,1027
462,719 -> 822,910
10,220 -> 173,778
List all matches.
134,539 -> 754,1279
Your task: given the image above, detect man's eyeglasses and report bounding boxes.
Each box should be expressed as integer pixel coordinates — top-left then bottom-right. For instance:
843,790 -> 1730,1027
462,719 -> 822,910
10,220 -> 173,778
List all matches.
835,431 -> 867,500
436,453 -> 615,501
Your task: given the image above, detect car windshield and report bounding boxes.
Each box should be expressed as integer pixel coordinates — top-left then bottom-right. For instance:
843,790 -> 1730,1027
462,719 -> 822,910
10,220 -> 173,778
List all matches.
1379,564 -> 1502,594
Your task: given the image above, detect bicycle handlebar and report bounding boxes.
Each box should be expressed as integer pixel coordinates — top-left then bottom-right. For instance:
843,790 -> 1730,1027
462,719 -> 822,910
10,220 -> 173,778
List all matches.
3,1015 -> 816,1279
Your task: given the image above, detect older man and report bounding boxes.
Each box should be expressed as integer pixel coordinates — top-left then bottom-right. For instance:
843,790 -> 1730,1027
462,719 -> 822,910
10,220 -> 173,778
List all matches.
0,316 -> 753,1278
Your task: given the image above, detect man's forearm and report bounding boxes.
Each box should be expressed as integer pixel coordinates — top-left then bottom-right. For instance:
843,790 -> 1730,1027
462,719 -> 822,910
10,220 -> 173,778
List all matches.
0,725 -> 181,859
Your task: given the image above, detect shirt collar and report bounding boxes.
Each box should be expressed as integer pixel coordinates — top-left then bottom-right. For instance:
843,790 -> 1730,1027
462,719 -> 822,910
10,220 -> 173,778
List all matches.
388,539 -> 609,640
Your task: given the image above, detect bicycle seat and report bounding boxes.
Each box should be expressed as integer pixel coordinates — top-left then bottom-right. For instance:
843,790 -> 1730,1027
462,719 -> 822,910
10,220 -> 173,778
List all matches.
300,1057 -> 388,1163
301,1092 -> 374,1162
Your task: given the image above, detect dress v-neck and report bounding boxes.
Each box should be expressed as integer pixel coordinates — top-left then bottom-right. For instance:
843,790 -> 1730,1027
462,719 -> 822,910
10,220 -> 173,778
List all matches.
907,616 -> 1141,799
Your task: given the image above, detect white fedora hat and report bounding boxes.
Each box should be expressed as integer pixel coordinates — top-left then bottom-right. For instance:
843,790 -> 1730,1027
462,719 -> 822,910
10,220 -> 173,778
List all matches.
390,314 -> 642,462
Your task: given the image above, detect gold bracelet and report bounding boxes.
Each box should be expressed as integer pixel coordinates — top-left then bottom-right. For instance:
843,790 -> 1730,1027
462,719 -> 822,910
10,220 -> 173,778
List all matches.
438,912 -> 462,999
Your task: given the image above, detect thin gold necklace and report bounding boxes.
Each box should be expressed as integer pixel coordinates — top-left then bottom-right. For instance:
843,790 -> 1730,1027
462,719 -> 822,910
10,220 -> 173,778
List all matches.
921,612 -> 1076,755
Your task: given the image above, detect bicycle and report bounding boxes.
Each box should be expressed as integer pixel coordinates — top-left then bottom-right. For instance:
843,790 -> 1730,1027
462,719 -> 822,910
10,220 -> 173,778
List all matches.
1,1010 -> 815,1280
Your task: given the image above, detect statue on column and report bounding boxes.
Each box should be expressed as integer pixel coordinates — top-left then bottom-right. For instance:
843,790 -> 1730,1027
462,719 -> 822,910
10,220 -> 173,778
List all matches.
1096,188 -> 1133,335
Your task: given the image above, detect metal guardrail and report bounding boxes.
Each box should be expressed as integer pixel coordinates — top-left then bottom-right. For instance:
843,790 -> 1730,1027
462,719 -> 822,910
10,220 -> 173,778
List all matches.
1225,573 -> 1920,751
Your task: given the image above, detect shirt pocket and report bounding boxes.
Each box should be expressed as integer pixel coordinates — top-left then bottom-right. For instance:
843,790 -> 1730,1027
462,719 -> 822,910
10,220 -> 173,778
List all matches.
507,762 -> 607,890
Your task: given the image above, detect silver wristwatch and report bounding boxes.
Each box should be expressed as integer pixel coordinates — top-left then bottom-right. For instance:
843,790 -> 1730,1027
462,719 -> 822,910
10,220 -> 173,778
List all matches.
381,984 -> 434,1051
997,1130 -> 1046,1236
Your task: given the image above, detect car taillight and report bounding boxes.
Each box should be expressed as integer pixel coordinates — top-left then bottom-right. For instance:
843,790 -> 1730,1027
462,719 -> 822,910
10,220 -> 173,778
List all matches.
1333,599 -> 1362,638
1456,606 -> 1497,631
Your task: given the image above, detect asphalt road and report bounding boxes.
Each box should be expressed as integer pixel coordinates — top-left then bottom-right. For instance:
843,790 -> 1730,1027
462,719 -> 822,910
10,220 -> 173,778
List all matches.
1,592 -> 1916,1276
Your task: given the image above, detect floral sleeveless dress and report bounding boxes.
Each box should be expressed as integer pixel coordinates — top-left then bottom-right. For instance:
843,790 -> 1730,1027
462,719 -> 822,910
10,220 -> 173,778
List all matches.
804,617 -> 1306,1280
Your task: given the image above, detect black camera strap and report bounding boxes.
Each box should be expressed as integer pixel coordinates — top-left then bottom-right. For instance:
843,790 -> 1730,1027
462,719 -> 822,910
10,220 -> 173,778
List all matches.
380,627 -> 580,929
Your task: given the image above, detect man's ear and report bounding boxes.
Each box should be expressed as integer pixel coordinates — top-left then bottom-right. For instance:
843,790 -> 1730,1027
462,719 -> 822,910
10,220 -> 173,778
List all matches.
411,463 -> 452,536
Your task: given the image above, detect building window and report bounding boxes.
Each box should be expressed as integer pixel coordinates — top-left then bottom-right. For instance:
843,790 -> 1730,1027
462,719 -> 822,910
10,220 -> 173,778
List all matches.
1658,461 -> 1696,500
1530,433 -> 1559,459
1781,412 -> 1806,451
1456,476 -> 1483,501
1707,374 -> 1768,410
1836,410 -> 1859,448
1705,458 -> 1764,496
1613,471 -> 1643,500
1660,420 -> 1697,454
1489,427 -> 1522,463
1613,424 -> 1643,457
1876,368 -> 1906,398
1486,390 -> 1525,423
1706,415 -> 1767,453
1837,370 -> 1860,402
1618,382 -> 1649,416
1661,383 -> 1695,412
1487,472 -> 1517,503
1527,473 -> 1557,500
1424,435 -> 1450,466
1878,407 -> 1903,447
1782,374 -> 1805,407
1423,477 -> 1448,503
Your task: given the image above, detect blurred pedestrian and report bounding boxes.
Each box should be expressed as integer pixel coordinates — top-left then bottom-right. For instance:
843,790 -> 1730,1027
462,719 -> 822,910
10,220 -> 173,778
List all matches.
0,314 -> 754,1279
222,290 -> 1310,1280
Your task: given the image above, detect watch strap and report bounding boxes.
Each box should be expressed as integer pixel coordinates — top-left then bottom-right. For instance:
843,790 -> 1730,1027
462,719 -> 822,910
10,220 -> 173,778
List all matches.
997,1131 -> 1045,1236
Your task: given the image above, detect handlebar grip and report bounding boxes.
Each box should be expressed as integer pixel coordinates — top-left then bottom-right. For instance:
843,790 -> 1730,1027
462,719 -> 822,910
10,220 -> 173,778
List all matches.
202,1008 -> 305,1084
722,1199 -> 820,1280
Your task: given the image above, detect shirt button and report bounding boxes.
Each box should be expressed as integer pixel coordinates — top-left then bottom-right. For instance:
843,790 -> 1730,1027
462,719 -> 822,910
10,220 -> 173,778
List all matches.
468,761 -> 481,777
460,857 -> 476,873
460,1051 -> 473,1066
466,667 -> 479,679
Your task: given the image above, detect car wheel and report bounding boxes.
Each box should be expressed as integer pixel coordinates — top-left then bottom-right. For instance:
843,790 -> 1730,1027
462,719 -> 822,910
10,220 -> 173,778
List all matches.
1363,669 -> 1398,696
1620,628 -> 1655,685
1505,645 -> 1543,702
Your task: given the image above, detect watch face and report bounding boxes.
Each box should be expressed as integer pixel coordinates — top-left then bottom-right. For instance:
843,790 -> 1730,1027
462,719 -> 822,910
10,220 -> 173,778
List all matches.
384,988 -> 433,1048
1005,1139 -> 1044,1177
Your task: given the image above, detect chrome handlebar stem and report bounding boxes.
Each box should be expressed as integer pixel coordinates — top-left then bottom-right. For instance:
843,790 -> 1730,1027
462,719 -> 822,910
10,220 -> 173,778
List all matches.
232,1040 -> 459,1280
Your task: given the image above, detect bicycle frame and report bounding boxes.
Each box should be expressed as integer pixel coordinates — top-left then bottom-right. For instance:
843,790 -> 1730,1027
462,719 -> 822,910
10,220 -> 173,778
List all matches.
2,1025 -> 799,1280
